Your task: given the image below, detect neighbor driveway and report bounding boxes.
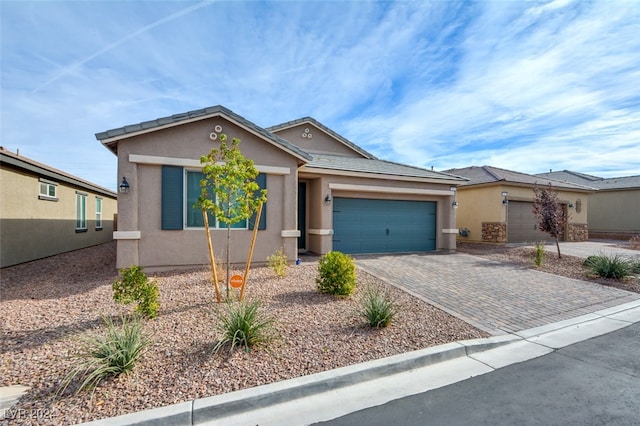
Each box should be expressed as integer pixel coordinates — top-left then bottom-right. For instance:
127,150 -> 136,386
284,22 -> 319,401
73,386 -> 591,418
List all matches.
547,240 -> 640,260
356,248 -> 640,335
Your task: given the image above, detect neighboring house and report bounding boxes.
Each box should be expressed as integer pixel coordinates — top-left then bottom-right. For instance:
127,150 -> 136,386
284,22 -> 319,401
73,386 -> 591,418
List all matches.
0,147 -> 117,268
535,170 -> 640,239
95,105 -> 464,271
443,166 -> 595,243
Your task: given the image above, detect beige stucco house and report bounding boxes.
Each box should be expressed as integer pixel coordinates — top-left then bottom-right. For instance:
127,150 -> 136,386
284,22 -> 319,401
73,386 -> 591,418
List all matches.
444,166 -> 595,243
536,170 -> 640,239
96,105 -> 464,271
0,147 -> 117,267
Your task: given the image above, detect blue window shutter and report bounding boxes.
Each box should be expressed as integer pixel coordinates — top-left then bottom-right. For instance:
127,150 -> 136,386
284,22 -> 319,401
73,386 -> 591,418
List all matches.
249,173 -> 267,230
162,166 -> 183,230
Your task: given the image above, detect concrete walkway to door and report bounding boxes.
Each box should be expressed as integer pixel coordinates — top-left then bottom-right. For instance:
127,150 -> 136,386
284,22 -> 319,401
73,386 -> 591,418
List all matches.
356,250 -> 640,335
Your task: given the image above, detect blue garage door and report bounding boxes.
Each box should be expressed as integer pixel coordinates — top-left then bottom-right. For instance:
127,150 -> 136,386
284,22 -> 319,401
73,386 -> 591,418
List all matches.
333,198 -> 437,254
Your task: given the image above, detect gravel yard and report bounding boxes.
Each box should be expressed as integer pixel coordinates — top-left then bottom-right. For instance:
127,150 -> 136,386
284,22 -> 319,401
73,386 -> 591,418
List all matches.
1,242 -> 487,425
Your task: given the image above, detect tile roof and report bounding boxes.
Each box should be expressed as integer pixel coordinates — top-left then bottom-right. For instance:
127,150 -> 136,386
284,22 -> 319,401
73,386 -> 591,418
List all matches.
535,170 -> 640,190
0,147 -> 117,197
267,117 -> 377,160
306,154 -> 466,181
95,105 -> 312,162
444,165 -> 596,191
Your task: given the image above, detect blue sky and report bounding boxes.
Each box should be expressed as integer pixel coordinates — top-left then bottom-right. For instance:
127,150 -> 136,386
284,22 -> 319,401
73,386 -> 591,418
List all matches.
2,0 -> 639,191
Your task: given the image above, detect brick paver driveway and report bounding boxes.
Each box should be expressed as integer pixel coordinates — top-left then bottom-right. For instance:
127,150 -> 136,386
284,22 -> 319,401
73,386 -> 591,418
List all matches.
356,253 -> 640,335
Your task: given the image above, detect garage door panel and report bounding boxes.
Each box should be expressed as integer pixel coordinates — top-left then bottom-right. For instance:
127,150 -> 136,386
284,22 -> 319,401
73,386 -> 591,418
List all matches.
508,201 -> 555,243
333,198 -> 436,254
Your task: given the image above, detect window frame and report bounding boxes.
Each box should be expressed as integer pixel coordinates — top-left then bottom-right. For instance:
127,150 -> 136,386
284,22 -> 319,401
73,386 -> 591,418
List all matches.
38,179 -> 58,201
75,192 -> 87,232
184,169 -> 248,230
95,197 -> 103,230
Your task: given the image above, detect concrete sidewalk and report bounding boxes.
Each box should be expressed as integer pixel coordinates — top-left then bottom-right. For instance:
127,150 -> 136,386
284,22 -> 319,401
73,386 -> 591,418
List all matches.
77,300 -> 640,426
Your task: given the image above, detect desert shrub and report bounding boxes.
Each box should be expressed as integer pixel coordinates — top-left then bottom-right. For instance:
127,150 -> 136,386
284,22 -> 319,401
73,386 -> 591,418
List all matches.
213,299 -> 276,353
113,265 -> 160,319
58,315 -> 151,395
533,241 -> 545,267
316,251 -> 356,296
583,254 -> 632,279
267,246 -> 288,278
359,287 -> 396,328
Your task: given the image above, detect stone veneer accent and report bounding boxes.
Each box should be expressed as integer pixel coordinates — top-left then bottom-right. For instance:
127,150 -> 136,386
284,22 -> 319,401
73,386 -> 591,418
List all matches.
482,222 -> 507,243
567,223 -> 589,242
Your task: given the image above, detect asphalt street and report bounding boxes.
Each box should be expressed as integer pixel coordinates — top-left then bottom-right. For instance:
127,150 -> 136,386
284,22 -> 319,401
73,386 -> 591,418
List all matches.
315,322 -> 640,426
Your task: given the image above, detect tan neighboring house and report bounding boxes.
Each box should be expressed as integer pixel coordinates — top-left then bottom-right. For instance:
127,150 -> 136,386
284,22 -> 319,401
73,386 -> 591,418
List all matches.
95,105 -> 464,271
444,166 -> 595,243
0,147 -> 117,268
536,170 -> 640,239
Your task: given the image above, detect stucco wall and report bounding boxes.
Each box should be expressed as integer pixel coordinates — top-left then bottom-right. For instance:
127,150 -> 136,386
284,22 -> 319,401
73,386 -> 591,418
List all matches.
1,166 -> 116,267
455,184 -> 589,243
273,124 -> 363,157
588,189 -> 640,235
115,117 -> 300,271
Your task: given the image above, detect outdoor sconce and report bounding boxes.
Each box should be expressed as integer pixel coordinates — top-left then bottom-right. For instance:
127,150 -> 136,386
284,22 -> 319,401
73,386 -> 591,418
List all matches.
501,191 -> 508,205
569,202 -> 575,208
452,201 -> 459,208
450,186 -> 458,208
119,177 -> 130,194
324,194 -> 332,205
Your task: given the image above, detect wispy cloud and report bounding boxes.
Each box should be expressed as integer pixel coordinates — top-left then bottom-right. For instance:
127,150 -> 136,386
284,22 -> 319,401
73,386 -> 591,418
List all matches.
1,1 -> 638,190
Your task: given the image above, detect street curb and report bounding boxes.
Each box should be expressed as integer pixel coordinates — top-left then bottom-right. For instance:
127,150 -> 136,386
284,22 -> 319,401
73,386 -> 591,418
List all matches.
81,335 -> 517,426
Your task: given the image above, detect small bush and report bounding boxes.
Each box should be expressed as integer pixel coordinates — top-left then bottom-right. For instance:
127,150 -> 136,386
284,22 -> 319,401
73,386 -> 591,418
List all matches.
629,235 -> 640,250
359,287 -> 396,328
533,241 -> 545,267
267,246 -> 288,278
213,299 -> 275,353
58,315 -> 151,395
113,265 -> 160,319
583,254 -> 632,279
316,251 -> 356,296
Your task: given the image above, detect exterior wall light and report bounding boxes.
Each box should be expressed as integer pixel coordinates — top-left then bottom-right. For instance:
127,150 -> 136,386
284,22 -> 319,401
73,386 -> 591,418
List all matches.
452,201 -> 459,208
450,186 -> 458,207
501,191 -> 508,205
324,194 -> 332,205
119,177 -> 130,194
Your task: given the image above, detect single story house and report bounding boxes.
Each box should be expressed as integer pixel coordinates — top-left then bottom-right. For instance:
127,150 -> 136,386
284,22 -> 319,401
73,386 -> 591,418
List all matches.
444,166 -> 595,243
96,105 -> 465,271
535,170 -> 640,239
0,147 -> 117,268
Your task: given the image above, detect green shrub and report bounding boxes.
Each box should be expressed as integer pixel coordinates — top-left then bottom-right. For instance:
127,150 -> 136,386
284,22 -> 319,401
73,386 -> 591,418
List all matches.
359,287 -> 396,328
113,265 -> 160,319
583,254 -> 632,279
213,299 -> 275,353
316,251 -> 356,296
267,246 -> 288,278
533,241 -> 545,267
58,315 -> 151,395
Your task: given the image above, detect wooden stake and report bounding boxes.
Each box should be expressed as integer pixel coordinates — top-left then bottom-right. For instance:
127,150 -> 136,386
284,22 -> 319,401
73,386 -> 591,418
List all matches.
239,202 -> 262,301
203,209 -> 221,303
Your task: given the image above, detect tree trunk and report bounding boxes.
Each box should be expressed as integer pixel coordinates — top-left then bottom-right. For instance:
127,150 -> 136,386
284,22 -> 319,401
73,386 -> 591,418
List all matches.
202,210 -> 221,303
555,237 -> 562,259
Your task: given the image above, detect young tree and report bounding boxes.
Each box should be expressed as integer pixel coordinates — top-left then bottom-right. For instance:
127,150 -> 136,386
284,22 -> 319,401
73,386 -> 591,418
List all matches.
196,134 -> 267,301
532,183 -> 566,259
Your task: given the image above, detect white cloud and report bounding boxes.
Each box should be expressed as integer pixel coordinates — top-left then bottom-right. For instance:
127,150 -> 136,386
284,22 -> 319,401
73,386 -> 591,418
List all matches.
1,0 -> 639,191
